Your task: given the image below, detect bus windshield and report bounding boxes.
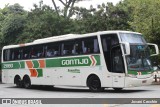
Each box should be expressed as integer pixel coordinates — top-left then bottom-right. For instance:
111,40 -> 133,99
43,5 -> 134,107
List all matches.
126,45 -> 153,71
120,33 -> 153,72
120,33 -> 146,44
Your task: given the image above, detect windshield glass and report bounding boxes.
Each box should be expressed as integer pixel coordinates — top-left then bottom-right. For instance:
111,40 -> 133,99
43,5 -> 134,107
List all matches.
120,33 -> 153,72
120,33 -> 146,44
126,45 -> 153,71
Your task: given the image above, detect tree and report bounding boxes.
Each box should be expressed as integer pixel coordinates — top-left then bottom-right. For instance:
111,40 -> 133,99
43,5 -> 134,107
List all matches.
0,3 -> 27,45
51,0 -> 91,19
73,2 -> 131,33
121,0 -> 160,62
20,1 -> 75,43
122,0 -> 160,45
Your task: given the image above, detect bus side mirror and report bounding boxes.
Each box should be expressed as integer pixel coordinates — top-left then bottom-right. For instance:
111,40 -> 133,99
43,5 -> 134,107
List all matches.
120,42 -> 130,56
147,43 -> 159,56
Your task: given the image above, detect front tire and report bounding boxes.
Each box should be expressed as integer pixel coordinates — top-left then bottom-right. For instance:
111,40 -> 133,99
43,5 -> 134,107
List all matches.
87,76 -> 103,92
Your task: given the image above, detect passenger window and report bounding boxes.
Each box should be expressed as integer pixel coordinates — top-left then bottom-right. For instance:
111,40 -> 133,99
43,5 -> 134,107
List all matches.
23,46 -> 31,59
46,42 -> 61,57
30,45 -> 44,59
62,40 -> 74,56
81,37 -> 99,54
61,36 -> 100,56
72,40 -> 83,55
3,49 -> 11,61
13,48 -> 23,60
3,36 -> 100,61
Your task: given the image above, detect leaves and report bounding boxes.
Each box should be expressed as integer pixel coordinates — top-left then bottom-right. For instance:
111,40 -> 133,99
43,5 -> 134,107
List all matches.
0,4 -> 27,45
0,0 -> 160,58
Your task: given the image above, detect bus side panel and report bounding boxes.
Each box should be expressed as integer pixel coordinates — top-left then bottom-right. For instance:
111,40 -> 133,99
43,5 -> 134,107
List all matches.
2,70 -> 9,83
99,56 -> 113,88
2,69 -> 30,84
80,67 -> 113,88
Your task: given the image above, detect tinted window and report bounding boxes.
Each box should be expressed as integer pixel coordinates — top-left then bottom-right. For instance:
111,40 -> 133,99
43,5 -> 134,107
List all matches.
61,36 -> 100,56
62,40 -> 74,56
3,49 -> 10,61
23,46 -> 31,59
30,45 -> 44,59
45,42 -> 61,57
3,36 -> 100,61
101,34 -> 119,72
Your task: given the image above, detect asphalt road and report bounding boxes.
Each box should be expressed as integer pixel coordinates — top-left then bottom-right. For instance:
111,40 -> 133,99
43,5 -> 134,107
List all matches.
0,83 -> 160,107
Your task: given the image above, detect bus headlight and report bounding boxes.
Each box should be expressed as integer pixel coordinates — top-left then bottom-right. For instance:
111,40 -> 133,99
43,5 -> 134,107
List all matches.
126,74 -> 137,78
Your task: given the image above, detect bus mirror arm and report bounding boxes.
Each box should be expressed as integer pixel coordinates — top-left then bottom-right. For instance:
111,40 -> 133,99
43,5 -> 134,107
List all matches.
120,42 -> 130,56
147,43 -> 159,56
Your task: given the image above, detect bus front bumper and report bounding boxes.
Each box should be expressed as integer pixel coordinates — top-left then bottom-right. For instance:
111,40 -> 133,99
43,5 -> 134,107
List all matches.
125,76 -> 154,87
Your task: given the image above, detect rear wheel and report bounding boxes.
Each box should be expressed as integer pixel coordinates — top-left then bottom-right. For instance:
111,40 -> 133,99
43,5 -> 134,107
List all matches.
14,76 -> 23,88
87,76 -> 103,92
23,76 -> 31,89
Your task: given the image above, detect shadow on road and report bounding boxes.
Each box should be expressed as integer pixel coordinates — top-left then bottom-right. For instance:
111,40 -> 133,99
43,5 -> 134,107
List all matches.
6,85 -> 152,93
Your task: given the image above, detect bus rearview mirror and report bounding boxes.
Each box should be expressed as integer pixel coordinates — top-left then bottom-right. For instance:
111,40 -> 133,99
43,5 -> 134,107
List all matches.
120,42 -> 130,56
147,43 -> 159,56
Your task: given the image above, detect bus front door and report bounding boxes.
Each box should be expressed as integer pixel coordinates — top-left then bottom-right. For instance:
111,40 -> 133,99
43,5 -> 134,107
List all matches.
111,46 -> 125,88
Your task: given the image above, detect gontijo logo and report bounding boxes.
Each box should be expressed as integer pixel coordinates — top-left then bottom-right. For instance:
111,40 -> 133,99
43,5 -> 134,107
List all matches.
61,55 -> 97,66
62,58 -> 89,66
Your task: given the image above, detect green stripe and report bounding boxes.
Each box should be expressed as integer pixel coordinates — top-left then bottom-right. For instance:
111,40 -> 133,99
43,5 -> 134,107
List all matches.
128,70 -> 153,75
46,58 -> 61,67
2,62 -> 25,69
94,55 -> 100,65
2,55 -> 101,69
46,55 -> 100,67
36,69 -> 43,77
32,60 -> 39,68
20,61 -> 25,68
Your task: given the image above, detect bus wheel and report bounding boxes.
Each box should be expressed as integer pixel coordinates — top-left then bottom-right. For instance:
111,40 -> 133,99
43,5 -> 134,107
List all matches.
14,75 -> 22,88
113,88 -> 123,91
87,76 -> 103,92
23,76 -> 31,89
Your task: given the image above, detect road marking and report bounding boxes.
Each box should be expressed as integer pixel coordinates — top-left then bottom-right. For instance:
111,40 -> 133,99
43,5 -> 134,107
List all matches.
150,104 -> 160,107
103,104 -> 109,107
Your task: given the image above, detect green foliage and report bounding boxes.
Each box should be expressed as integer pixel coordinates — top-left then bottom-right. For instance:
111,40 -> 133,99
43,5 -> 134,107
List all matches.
0,1 -> 133,46
123,0 -> 160,44
0,4 -> 27,45
73,2 -> 131,33
122,0 -> 160,62
20,1 -> 75,43
1,14 -> 26,44
0,0 -> 160,63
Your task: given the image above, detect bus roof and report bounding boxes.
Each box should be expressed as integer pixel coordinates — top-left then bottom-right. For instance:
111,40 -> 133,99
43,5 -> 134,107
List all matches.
2,30 -> 141,49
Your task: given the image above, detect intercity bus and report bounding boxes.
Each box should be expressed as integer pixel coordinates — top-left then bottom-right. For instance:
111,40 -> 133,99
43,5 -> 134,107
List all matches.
1,31 -> 159,92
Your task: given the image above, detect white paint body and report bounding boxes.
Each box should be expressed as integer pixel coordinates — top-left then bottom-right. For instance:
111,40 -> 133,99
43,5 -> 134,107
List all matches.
1,31 -> 155,89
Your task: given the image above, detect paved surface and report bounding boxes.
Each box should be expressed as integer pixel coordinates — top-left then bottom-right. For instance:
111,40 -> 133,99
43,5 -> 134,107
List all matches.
0,83 -> 160,107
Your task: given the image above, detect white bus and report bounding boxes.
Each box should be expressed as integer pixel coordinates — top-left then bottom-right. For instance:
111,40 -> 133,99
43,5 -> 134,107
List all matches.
1,31 -> 159,92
